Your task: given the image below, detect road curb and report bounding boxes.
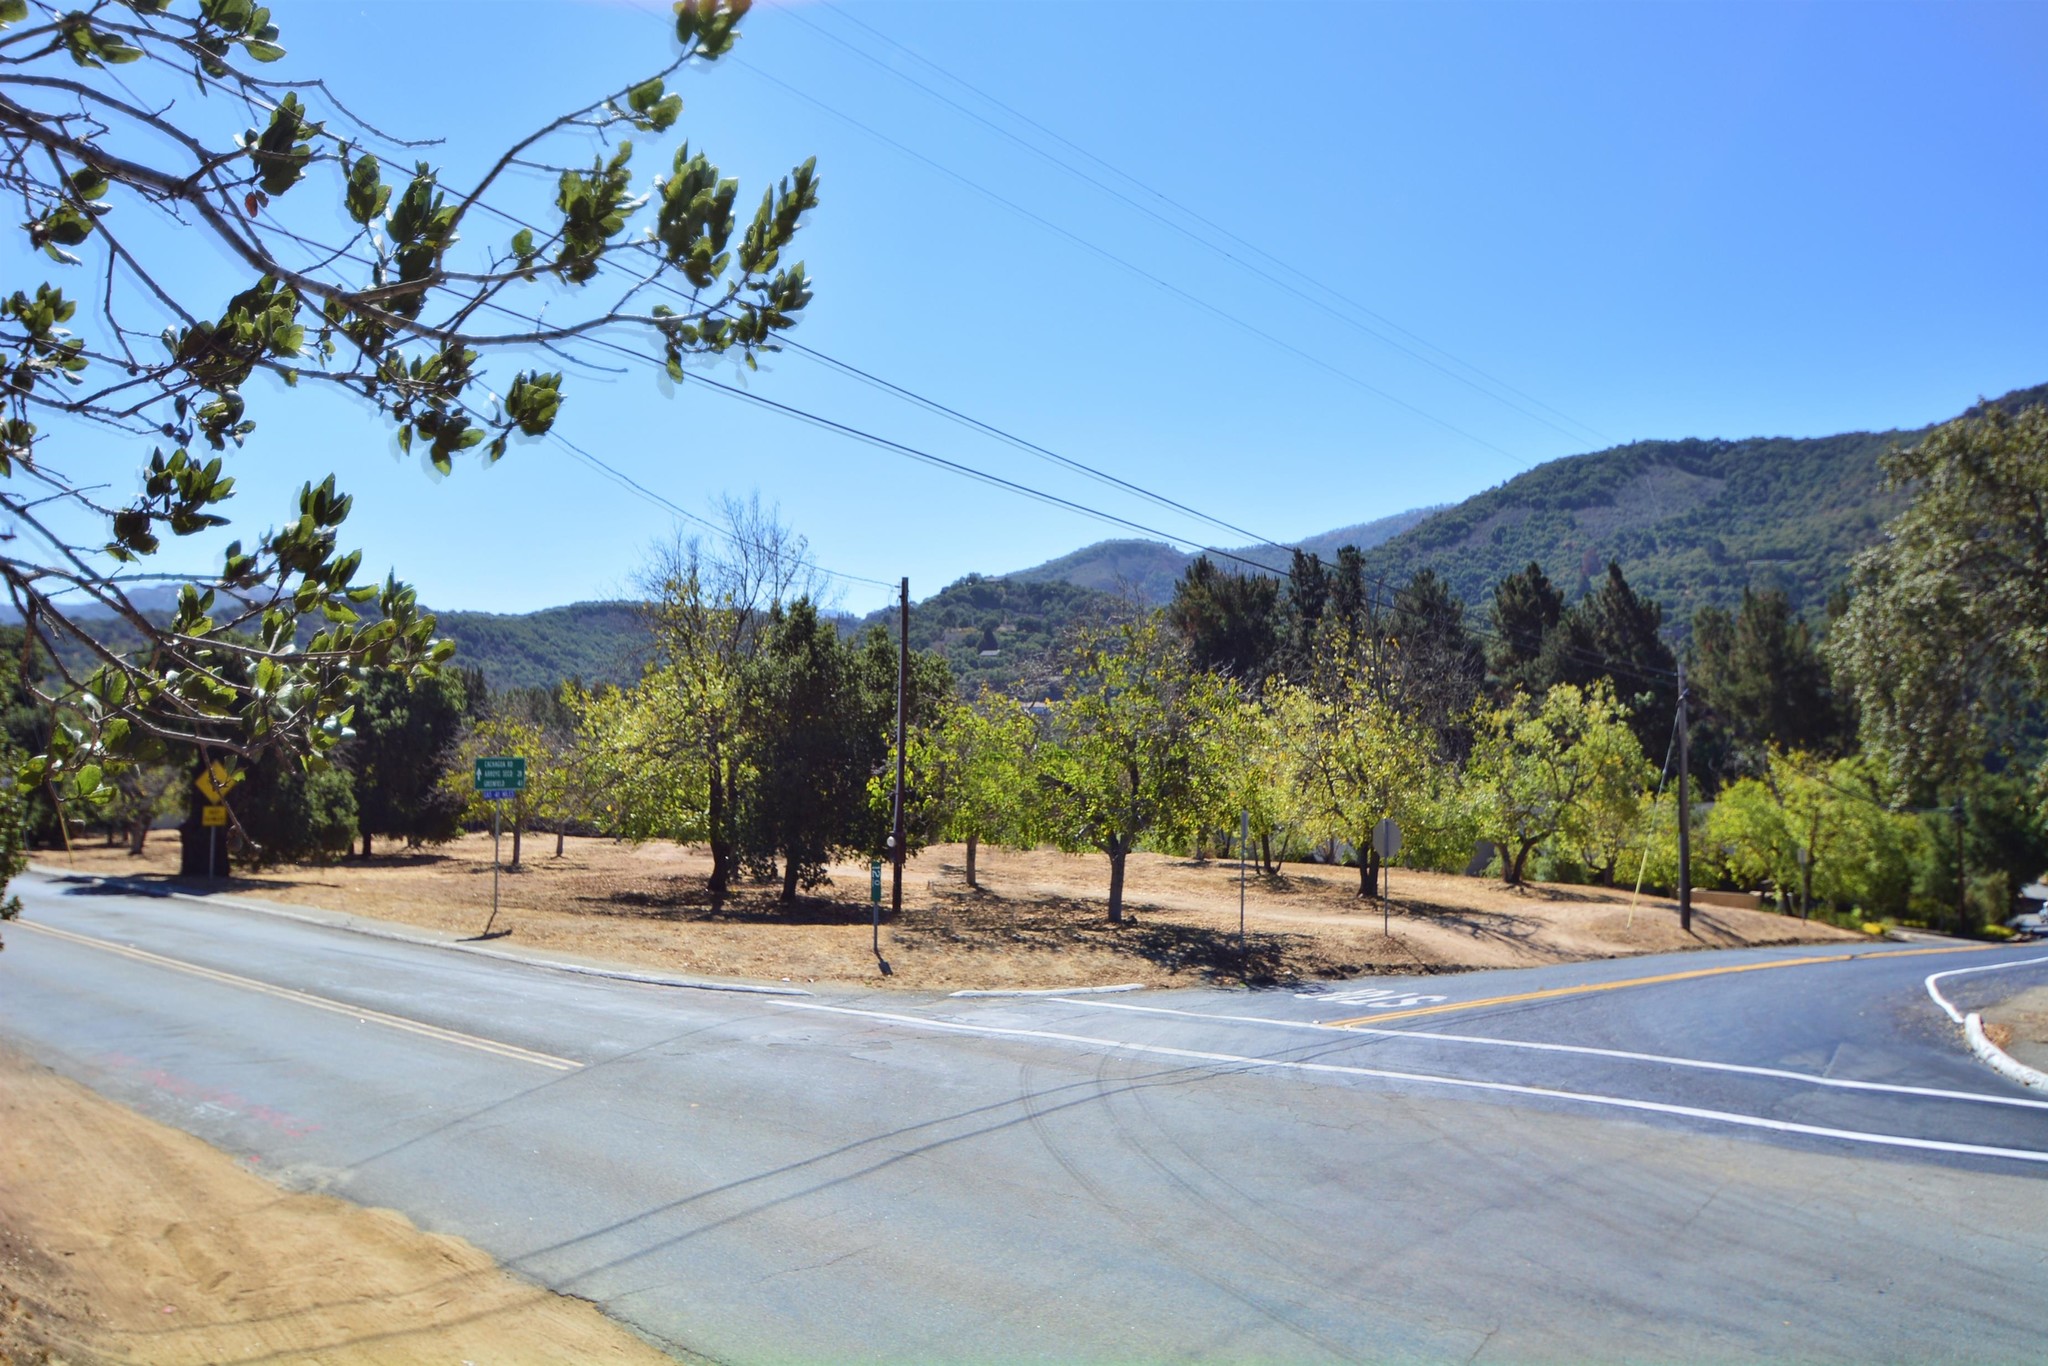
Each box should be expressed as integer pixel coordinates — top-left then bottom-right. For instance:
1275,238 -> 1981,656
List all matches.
1924,953 -> 2048,1090
28,865 -> 813,997
1963,1013 -> 2048,1090
949,983 -> 1147,998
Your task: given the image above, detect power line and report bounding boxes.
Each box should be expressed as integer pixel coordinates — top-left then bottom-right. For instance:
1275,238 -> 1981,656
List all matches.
726,54 -> 1537,473
800,0 -> 1613,451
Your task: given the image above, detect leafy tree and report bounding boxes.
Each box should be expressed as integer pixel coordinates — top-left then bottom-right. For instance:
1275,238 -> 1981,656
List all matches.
1166,555 -> 1279,683
1487,562 -> 1566,695
1208,686 -> 1291,874
234,747 -> 358,865
104,759 -> 183,855
1831,402 -> 2048,800
1388,568 -> 1486,757
1038,614 -> 1228,922
913,689 -> 1041,889
1703,750 -> 1921,919
0,0 -> 818,883
1466,680 -> 1652,885
735,600 -> 892,902
636,502 -> 824,906
1691,587 -> 1849,785
343,668 -> 467,855
1272,664 -> 1434,897
571,673 -> 708,848
455,713 -> 588,866
1276,549 -> 1332,680
1559,562 -> 1678,756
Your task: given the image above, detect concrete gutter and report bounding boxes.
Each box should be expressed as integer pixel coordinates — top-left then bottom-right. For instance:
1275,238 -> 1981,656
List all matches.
949,983 -> 1147,999
27,864 -> 814,997
1925,954 -> 2048,1090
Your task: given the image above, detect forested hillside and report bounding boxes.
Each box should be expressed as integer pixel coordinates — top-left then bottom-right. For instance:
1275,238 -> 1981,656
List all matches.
856,575 -> 1119,699
1007,507 -> 1437,602
431,602 -> 647,692
1357,384 -> 2048,622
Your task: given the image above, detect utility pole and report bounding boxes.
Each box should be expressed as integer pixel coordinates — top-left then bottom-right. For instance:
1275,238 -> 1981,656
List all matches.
1953,795 -> 1968,935
889,576 -> 909,925
1676,661 -> 1692,935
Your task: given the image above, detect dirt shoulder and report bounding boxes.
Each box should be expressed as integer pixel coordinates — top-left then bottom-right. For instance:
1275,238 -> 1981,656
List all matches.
39,833 -> 1860,992
1981,984 -> 2048,1073
0,1043 -> 678,1366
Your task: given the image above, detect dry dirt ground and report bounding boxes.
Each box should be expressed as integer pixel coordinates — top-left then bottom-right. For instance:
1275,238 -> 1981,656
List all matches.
0,1045 -> 678,1366
44,832 -> 1860,991
1982,983 -> 2048,1073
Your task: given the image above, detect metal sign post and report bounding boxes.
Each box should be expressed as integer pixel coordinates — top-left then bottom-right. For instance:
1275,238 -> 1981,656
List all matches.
1373,818 -> 1403,936
474,757 -> 527,938
194,759 -> 238,881
1239,810 -> 1249,963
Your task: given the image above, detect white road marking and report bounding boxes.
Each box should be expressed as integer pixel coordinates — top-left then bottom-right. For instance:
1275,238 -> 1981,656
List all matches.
14,920 -> 581,1072
1301,986 -> 1450,1008
763,998 -> 2048,1164
1035,996 -> 2048,1112
1925,954 -> 2048,1024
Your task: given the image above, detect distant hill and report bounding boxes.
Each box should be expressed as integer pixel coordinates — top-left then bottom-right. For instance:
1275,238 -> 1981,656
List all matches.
856,575 -> 1119,700
1356,382 -> 2047,626
434,601 -> 647,692
1008,506 -> 1440,603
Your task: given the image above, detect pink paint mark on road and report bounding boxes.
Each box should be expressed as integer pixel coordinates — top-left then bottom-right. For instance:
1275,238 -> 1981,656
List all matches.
98,1051 -> 321,1139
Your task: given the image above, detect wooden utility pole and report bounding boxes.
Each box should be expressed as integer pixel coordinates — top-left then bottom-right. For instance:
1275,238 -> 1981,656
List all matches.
890,576 -> 909,920
1677,661 -> 1692,935
1953,796 -> 1968,935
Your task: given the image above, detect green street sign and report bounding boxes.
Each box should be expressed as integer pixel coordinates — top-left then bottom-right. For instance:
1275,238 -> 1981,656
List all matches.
474,755 -> 527,798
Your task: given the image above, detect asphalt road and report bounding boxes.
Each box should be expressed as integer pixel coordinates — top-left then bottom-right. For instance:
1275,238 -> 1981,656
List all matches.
6,867 -> 2048,1363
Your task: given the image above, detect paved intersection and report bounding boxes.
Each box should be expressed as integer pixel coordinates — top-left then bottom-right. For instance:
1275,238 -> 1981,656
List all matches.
5,868 -> 2046,1361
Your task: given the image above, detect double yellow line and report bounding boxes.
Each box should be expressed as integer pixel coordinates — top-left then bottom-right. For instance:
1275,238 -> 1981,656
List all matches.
15,920 -> 581,1072
1321,943 -> 2003,1028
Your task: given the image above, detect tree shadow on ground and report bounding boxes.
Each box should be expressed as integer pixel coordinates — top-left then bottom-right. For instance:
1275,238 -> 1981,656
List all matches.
894,885 -> 1339,986
570,881 -> 894,928
1393,895 -> 1546,953
47,869 -> 339,898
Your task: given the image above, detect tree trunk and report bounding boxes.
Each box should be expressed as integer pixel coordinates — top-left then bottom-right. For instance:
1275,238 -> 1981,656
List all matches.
128,817 -> 148,856
178,812 -> 231,878
510,800 -> 522,868
1801,862 -> 1813,920
1107,843 -> 1127,924
1360,848 -> 1380,899
780,855 -> 799,904
1505,840 -> 1534,886
1261,832 -> 1273,875
965,832 -> 979,889
361,829 -> 372,859
555,827 -> 565,857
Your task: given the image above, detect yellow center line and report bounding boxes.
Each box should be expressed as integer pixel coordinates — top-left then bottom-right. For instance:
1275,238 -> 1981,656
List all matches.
1320,943 -> 2005,1028
14,920 -> 581,1071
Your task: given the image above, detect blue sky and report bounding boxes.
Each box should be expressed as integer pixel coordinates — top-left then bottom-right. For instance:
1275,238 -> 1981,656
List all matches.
30,0 -> 2048,615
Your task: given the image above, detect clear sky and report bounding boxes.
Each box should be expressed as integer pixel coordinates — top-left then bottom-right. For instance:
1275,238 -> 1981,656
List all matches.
31,0 -> 2048,615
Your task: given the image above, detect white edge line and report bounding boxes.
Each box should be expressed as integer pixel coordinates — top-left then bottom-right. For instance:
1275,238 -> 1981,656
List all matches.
950,983 -> 1147,998
763,996 -> 2048,1165
28,867 -> 812,997
1042,996 -> 2048,1112
1924,954 -> 2048,1025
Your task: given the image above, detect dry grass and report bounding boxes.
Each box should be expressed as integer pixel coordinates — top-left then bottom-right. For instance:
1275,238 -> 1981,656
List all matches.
0,1044 -> 675,1365
41,830 -> 1861,992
